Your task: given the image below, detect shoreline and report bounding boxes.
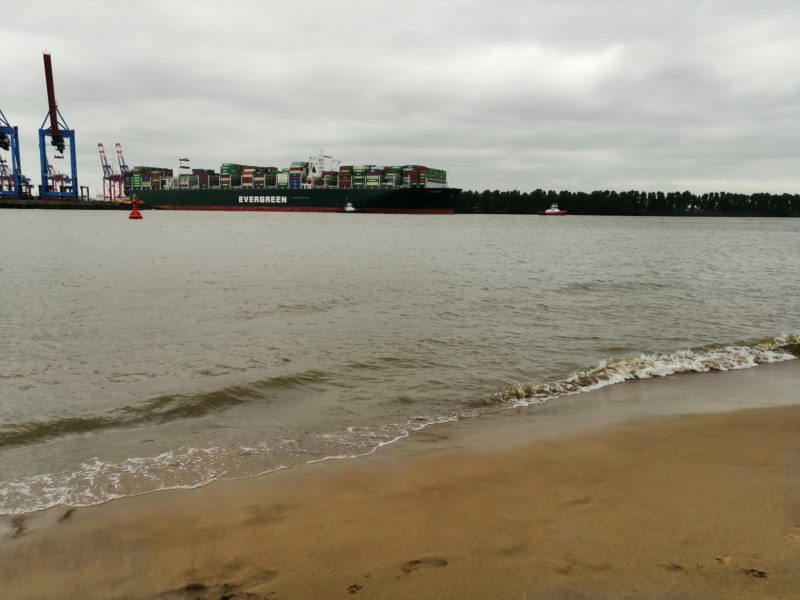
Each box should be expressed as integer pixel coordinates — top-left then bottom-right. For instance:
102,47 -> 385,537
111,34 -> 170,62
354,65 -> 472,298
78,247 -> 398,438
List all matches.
1,342 -> 795,517
2,361 -> 799,599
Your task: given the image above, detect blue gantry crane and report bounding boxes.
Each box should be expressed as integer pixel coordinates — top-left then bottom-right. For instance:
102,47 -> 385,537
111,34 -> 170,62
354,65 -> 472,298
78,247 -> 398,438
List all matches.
39,53 -> 78,198
0,108 -> 31,198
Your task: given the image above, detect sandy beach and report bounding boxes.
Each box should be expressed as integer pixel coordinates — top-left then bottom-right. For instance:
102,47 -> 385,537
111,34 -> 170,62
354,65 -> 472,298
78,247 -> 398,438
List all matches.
2,361 -> 799,600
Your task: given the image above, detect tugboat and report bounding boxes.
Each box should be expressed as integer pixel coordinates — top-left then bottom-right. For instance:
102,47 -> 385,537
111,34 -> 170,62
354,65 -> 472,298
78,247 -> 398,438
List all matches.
342,201 -> 357,213
541,203 -> 567,215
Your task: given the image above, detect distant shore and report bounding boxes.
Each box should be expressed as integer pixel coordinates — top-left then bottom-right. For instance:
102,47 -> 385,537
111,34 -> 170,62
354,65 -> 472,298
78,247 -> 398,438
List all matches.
1,360 -> 799,599
456,189 -> 800,216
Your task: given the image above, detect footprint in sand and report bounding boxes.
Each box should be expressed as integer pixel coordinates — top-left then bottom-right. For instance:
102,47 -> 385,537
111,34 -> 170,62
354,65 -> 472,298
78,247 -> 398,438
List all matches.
8,516 -> 27,539
788,528 -> 800,544
259,569 -> 278,582
401,555 -> 448,573
58,507 -> 76,522
715,555 -> 734,566
742,568 -> 767,578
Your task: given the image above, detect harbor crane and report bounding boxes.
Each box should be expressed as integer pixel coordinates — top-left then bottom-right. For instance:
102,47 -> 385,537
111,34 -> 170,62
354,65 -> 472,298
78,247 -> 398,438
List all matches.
0,108 -> 31,198
115,143 -> 130,176
98,143 -> 124,200
46,163 -> 70,195
0,155 -> 14,195
39,53 -> 78,198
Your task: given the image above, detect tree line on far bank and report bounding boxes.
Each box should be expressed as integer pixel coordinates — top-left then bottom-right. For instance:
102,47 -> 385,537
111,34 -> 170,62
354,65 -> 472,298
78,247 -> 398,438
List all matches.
455,189 -> 799,216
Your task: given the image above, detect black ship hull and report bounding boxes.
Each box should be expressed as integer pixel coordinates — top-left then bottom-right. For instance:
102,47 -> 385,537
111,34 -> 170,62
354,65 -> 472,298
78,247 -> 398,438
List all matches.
130,186 -> 459,214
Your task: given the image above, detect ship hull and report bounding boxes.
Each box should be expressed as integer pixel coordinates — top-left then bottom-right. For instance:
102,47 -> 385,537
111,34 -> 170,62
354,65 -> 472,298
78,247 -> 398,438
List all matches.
130,186 -> 459,214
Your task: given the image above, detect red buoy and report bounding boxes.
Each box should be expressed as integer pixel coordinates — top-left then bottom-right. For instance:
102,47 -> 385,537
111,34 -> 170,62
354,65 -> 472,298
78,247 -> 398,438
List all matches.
128,197 -> 143,220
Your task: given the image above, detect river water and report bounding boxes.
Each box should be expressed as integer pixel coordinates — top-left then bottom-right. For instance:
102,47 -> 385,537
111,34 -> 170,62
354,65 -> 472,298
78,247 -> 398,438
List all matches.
1,211 -> 798,514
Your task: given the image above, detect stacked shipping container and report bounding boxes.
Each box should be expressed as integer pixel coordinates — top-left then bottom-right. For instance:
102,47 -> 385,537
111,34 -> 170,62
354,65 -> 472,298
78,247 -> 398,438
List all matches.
289,162 -> 306,189
339,165 -> 352,188
129,166 -> 174,190
127,161 -> 446,191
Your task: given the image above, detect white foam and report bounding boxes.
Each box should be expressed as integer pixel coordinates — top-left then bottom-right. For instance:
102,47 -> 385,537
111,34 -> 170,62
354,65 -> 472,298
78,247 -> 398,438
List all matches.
1,334 -> 797,516
487,335 -> 798,409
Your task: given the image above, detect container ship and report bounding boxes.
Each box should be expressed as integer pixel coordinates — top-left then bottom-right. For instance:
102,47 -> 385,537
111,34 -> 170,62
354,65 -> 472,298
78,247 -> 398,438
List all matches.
125,155 -> 459,214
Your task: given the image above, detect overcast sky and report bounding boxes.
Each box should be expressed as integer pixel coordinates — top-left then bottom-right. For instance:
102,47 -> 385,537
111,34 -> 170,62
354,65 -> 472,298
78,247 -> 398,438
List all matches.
3,0 -> 800,195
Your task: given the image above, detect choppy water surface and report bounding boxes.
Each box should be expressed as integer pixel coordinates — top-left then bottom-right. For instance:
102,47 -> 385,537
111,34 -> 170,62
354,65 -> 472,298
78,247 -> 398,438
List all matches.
1,211 -> 798,514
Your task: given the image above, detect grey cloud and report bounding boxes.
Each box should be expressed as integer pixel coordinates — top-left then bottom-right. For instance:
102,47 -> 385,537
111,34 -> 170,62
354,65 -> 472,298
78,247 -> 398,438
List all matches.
2,0 -> 799,195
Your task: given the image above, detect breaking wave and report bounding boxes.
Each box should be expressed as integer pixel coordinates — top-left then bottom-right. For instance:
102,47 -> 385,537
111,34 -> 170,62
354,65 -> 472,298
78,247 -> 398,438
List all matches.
476,334 -> 798,408
0,334 -> 797,516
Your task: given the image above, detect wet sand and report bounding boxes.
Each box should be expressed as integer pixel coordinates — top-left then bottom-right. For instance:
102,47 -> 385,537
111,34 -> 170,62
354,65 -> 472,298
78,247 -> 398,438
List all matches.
2,361 -> 799,599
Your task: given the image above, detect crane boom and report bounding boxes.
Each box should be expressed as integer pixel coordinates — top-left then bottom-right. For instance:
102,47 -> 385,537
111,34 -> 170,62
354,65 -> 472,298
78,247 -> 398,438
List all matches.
43,53 -> 65,154
115,143 -> 130,175
38,52 -> 78,198
98,143 -> 114,178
